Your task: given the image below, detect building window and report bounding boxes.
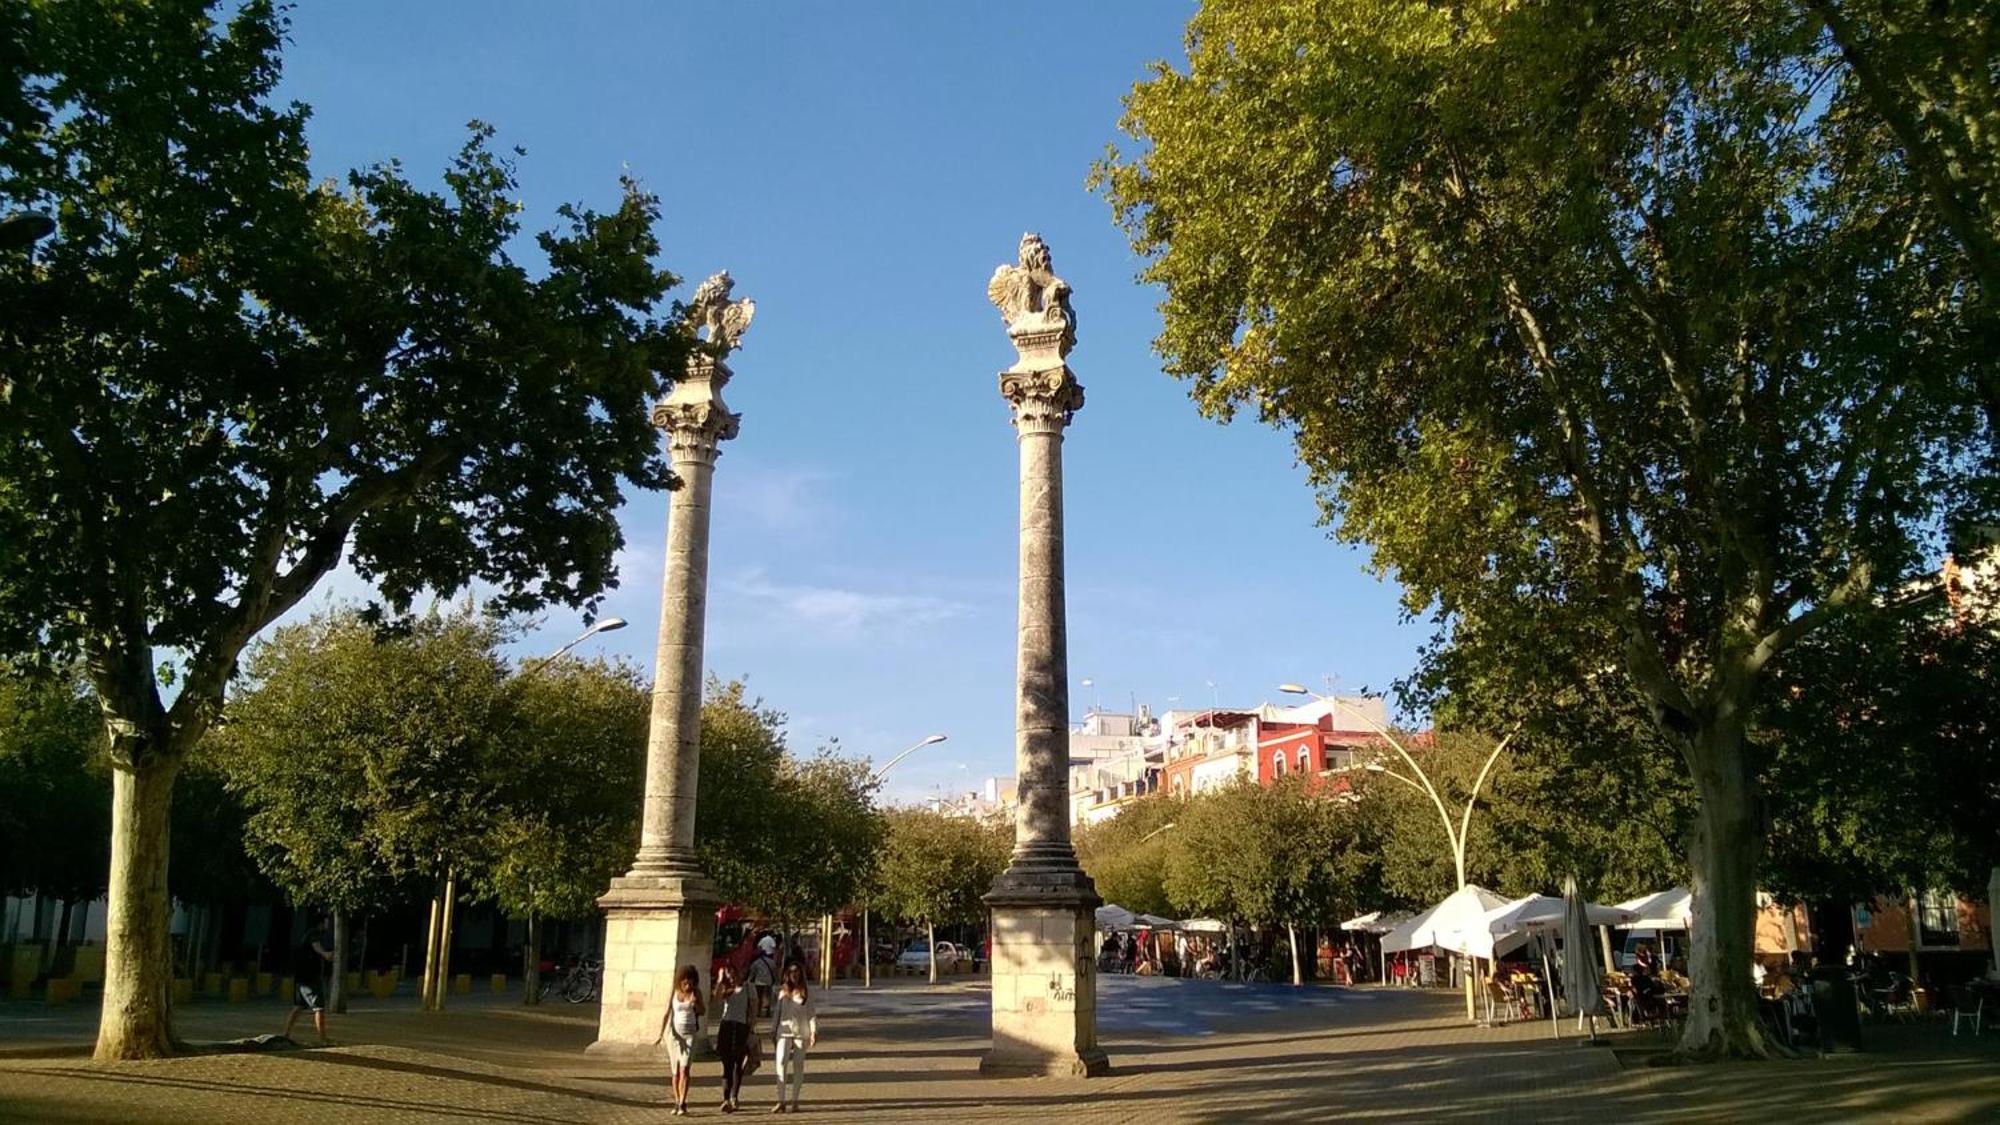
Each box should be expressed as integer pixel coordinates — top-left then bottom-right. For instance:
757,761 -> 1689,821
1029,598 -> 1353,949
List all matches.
1272,751 -> 1287,777
1918,889 -> 1960,946
1297,747 -> 1310,772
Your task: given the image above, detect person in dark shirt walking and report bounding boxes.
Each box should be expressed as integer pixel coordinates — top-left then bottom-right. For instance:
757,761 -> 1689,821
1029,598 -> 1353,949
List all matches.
282,917 -> 336,1044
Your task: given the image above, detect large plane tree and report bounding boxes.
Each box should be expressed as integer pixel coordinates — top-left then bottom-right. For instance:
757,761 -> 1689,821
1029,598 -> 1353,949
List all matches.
1100,0 -> 1989,1056
0,0 -> 686,1058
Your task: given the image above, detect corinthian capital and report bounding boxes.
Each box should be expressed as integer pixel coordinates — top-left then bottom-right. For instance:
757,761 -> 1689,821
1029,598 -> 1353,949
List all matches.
1000,367 -> 1084,435
652,355 -> 741,464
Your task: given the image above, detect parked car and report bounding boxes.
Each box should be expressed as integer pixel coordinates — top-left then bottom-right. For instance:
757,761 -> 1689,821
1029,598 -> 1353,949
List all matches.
896,939 -> 960,971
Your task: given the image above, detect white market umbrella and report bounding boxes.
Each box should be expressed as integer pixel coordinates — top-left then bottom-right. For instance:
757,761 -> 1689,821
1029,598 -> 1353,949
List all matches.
1340,910 -> 1413,935
1382,885 -> 1523,959
1094,904 -> 1137,931
1614,887 -> 1693,931
1487,894 -> 1638,934
1562,875 -> 1607,1041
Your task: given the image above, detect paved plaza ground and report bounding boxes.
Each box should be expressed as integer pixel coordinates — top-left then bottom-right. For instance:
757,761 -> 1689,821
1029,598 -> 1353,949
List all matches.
1,977 -> 1995,1123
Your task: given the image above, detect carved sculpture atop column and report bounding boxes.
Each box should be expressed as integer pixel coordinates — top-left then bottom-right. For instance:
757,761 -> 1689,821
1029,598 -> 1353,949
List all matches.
982,234 -> 1109,1078
591,271 -> 751,1054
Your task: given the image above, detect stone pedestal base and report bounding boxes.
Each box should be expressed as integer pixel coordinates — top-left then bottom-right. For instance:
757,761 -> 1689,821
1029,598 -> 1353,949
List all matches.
588,872 -> 720,1056
982,895 -> 1111,1077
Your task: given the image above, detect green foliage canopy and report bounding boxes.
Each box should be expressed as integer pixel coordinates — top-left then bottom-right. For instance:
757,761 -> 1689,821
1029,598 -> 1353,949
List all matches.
212,608 -> 510,916
474,657 -> 648,922
695,681 -> 884,924
873,807 -> 1010,931
0,669 -> 108,902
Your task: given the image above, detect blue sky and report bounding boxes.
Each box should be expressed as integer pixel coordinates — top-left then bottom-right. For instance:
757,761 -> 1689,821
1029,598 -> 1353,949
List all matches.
274,1 -> 1429,803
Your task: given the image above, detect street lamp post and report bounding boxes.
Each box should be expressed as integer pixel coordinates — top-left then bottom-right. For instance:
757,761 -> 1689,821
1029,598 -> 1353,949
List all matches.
871,733 -> 949,783
863,734 -> 949,988
1278,683 -> 1519,1018
520,617 -> 628,679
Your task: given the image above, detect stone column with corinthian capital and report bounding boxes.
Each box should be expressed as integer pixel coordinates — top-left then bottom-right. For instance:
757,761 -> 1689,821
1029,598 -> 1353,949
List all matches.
981,234 -> 1109,1078
591,272 -> 753,1054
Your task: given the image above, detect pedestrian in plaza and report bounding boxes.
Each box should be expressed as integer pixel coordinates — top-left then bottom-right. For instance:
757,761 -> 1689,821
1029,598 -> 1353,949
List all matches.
713,963 -> 754,1113
769,961 -> 818,1114
748,938 -> 777,1019
281,916 -> 336,1045
657,964 -> 707,1116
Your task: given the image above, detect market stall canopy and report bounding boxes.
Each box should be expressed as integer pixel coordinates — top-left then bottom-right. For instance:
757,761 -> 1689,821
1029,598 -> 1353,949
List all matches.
1094,904 -> 1137,931
1180,918 -> 1228,933
1485,894 -> 1638,934
1135,914 -> 1179,930
1613,887 -> 1693,930
1380,885 -> 1526,959
1340,910 -> 1413,935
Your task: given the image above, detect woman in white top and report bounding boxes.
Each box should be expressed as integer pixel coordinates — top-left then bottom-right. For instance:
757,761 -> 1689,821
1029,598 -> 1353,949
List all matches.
656,964 -> 707,1116
769,962 -> 817,1113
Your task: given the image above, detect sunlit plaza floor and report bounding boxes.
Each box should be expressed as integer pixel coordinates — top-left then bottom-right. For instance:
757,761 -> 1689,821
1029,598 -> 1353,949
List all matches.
2,976 -> 1995,1123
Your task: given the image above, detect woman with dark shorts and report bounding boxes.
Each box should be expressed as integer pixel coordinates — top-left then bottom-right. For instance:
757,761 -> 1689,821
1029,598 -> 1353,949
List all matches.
713,963 -> 753,1112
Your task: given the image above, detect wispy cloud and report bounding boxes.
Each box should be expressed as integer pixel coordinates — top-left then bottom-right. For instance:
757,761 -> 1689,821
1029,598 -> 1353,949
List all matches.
718,464 -> 840,535
715,568 -> 972,646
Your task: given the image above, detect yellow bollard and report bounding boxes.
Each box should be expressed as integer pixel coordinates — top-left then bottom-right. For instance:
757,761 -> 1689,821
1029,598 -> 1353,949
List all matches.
488,973 -> 507,993
254,971 -> 272,996
279,975 -> 294,1002
172,978 -> 193,1004
368,971 -> 396,999
203,971 -> 224,995
70,945 -> 104,984
227,978 -> 249,1003
452,973 -> 471,995
344,970 -> 362,993
44,978 -> 78,1006
7,944 -> 41,999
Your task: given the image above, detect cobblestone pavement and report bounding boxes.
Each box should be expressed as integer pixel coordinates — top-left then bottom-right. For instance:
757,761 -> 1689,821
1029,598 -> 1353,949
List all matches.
2,978 -> 1995,1123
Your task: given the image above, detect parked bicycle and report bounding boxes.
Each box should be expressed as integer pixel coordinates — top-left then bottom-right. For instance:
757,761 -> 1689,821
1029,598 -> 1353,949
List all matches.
539,955 -> 602,1004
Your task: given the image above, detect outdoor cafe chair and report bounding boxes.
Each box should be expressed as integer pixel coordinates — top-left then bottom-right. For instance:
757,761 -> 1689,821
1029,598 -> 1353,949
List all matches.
1950,988 -> 1983,1037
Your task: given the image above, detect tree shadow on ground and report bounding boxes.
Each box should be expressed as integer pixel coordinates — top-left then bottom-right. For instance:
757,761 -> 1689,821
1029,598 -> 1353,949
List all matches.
2,1063 -> 596,1125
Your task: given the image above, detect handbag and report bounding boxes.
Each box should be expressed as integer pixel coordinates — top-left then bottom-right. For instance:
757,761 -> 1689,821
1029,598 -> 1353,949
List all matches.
742,1033 -> 763,1077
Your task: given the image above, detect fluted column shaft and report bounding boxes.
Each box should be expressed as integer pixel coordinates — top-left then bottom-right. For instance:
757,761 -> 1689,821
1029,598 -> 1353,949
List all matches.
989,364 -> 1094,896
626,355 -> 738,878
634,442 -> 715,872
1012,406 -> 1074,863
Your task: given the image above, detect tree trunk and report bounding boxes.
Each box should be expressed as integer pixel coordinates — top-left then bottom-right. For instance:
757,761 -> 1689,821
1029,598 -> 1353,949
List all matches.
330,910 -> 349,1014
862,908 -> 872,989
93,761 -> 181,1060
52,896 -> 75,976
434,870 -> 457,1011
1904,893 -> 1922,993
1678,717 -> 1773,1059
523,914 -> 540,1006
1287,922 -> 1302,987
927,920 -> 938,984
420,885 -> 444,1011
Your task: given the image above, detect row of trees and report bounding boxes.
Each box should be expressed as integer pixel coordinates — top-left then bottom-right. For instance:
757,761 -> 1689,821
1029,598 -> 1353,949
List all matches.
1101,0 -> 1999,1057
1074,585 -> 2000,986
2,604 -> 1020,1001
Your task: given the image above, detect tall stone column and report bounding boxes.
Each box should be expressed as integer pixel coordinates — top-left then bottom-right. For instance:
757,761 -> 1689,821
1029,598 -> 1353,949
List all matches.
982,234 -> 1109,1077
592,273 -> 754,1054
